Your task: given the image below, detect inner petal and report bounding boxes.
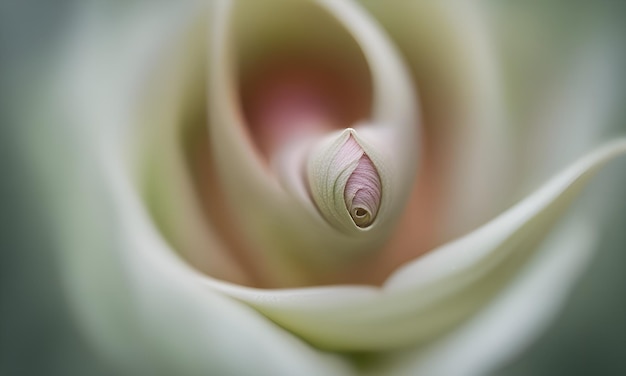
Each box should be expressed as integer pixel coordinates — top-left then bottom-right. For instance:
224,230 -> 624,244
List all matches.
240,54 -> 371,161
343,136 -> 381,228
140,0 -> 506,288
233,0 -> 372,164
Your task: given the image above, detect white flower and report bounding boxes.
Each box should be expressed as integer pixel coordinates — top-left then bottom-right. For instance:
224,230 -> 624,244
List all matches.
22,0 -> 626,375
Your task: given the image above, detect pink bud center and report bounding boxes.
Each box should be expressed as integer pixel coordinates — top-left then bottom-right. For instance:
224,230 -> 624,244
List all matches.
342,136 -> 381,228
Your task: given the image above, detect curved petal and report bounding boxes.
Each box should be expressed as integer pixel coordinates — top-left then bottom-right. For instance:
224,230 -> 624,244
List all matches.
208,0 -> 419,286
34,2 -> 355,374
369,215 -> 599,376
206,139 -> 626,351
360,0 -> 515,240
135,10 -> 251,285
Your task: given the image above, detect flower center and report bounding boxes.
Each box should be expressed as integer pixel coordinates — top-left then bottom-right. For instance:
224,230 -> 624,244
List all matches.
343,136 -> 381,228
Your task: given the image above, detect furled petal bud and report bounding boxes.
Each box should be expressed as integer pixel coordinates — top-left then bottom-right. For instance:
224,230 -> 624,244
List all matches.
202,0 -> 421,281
343,136 -> 381,228
308,128 -> 383,232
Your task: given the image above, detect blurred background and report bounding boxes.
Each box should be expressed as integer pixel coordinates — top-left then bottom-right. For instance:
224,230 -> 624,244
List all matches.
1,1 -> 624,375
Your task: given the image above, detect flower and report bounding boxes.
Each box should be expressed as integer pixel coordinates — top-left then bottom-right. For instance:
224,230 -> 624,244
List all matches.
20,0 -> 626,375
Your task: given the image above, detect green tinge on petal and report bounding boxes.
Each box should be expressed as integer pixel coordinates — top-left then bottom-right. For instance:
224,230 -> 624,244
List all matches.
207,140 -> 626,351
43,2 -> 356,374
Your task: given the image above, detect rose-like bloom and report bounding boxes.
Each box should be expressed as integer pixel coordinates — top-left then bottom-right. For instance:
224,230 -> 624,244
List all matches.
13,0 -> 626,375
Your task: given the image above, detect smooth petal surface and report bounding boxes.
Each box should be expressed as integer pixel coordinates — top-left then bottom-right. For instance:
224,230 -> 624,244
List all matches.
369,215 -> 598,376
206,0 -> 419,286
307,128 -> 383,232
25,0 -> 626,374
137,0 -> 518,287
39,2 -> 354,374
206,139 -> 626,351
360,0 -> 515,240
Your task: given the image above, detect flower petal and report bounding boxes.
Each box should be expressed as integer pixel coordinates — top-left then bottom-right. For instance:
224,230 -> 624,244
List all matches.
37,2 -> 355,374
208,0 -> 419,286
135,16 -> 252,285
369,215 -> 599,376
207,139 -> 626,351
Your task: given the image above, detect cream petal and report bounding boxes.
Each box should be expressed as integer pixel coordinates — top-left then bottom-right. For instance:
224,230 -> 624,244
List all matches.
51,154 -> 356,375
38,2 -> 355,374
55,0 -> 251,285
360,0 -> 515,240
369,215 -> 598,376
307,129 -> 376,232
206,139 -> 626,351
135,15 -> 251,284
209,0 -> 418,285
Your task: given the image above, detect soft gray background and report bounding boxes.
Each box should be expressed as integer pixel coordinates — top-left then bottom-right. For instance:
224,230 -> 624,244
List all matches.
1,1 -> 624,375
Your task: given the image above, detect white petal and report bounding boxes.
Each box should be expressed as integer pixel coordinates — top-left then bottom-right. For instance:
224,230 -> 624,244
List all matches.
207,140 -> 626,351
360,0 -> 515,239
521,28 -> 622,185
135,19 -> 251,284
208,0 -> 419,284
34,2 -> 355,374
307,129 -> 379,232
369,214 -> 598,376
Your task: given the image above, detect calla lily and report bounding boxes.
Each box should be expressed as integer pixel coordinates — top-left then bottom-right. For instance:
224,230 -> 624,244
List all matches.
19,0 -> 626,375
